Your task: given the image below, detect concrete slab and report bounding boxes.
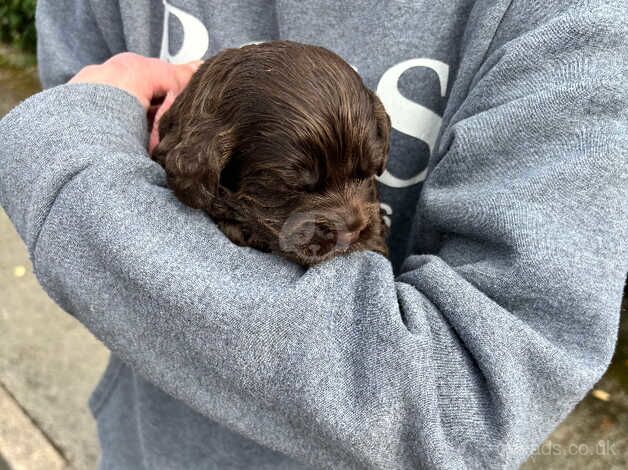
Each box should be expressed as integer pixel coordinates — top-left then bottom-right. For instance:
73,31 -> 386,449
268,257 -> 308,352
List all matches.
0,50 -> 108,470
0,211 -> 108,470
0,383 -> 66,470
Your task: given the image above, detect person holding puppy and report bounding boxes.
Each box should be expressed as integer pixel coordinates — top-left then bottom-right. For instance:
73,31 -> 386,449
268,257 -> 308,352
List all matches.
1,0 -> 626,469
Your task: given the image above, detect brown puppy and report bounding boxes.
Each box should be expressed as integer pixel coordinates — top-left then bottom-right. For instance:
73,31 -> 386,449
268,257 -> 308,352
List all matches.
153,40 -> 391,265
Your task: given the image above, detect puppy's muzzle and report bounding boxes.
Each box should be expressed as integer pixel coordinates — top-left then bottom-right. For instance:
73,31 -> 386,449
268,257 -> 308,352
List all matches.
278,202 -> 379,263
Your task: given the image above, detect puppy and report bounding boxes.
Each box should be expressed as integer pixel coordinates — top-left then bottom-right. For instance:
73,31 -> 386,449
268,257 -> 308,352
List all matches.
152,40 -> 391,266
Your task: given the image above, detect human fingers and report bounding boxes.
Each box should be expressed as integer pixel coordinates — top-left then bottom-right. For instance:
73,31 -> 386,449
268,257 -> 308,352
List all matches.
143,58 -> 202,103
148,91 -> 177,154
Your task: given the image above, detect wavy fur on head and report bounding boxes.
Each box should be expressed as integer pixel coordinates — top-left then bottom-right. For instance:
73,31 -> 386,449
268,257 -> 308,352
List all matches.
152,40 -> 391,265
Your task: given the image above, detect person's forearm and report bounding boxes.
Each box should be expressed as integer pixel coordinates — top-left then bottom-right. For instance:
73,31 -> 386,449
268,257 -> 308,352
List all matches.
0,84 -> 147,253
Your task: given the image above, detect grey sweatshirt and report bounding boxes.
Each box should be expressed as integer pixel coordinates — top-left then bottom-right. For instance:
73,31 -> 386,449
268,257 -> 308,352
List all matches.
0,0 -> 626,468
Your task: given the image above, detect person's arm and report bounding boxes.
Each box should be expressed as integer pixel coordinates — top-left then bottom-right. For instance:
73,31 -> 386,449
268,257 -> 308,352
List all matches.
36,0 -> 124,87
2,1 -> 626,468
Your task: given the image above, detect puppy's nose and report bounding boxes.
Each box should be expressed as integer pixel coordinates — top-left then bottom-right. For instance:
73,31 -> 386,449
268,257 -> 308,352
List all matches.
336,230 -> 360,248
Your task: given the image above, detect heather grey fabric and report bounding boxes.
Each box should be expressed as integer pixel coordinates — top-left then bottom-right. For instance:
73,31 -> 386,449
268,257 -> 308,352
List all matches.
0,0 -> 626,468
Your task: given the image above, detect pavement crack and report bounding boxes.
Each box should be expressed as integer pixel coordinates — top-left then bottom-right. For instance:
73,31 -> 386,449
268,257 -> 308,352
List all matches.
0,380 -> 70,465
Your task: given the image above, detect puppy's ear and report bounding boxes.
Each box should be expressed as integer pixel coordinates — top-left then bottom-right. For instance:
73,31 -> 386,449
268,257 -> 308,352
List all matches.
153,111 -> 237,212
371,93 -> 391,176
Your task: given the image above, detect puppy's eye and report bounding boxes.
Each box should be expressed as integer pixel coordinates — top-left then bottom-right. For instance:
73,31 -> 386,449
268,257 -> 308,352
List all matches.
299,170 -> 322,192
354,168 -> 373,181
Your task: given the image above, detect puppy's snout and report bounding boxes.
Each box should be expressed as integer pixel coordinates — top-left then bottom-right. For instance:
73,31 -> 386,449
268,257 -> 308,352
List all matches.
279,203 -> 374,264
335,229 -> 360,248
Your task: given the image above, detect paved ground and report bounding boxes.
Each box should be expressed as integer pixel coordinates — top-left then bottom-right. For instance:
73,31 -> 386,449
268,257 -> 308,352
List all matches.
0,47 -> 626,469
0,49 -> 108,470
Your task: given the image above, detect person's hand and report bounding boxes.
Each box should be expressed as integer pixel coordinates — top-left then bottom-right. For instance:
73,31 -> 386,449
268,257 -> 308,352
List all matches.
69,52 -> 202,153
147,90 -> 178,154
69,52 -> 201,109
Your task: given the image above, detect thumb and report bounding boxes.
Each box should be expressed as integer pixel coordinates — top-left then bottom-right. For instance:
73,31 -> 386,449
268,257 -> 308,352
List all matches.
171,59 -> 204,92
186,60 -> 204,70
149,91 -> 178,155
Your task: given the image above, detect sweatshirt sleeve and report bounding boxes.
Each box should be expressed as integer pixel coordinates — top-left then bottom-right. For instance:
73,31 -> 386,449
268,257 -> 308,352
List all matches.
1,1 -> 627,469
35,0 -> 122,88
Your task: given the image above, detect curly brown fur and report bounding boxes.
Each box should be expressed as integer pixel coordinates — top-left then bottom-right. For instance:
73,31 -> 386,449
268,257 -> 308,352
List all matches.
152,40 -> 391,265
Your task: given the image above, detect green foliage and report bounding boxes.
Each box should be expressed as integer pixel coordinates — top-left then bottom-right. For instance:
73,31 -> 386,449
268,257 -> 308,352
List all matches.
0,0 -> 37,53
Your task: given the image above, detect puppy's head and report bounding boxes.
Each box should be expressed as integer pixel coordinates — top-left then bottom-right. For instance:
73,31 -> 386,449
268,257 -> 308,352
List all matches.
153,40 -> 391,265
